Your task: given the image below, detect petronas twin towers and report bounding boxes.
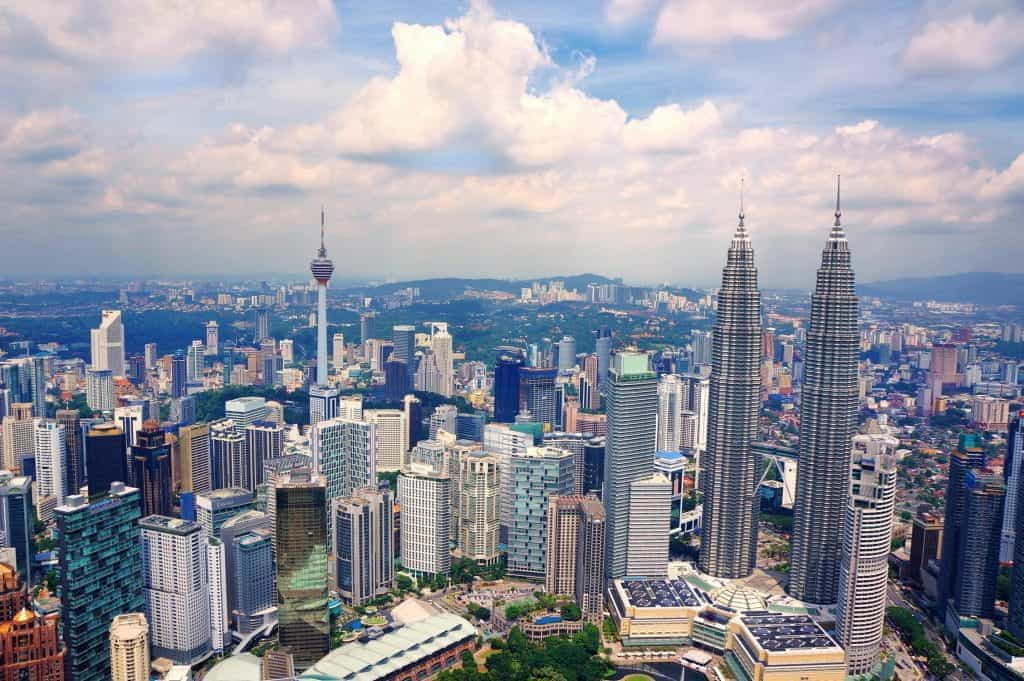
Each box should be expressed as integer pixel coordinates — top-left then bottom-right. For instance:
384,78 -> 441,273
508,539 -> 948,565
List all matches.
699,181 -> 858,605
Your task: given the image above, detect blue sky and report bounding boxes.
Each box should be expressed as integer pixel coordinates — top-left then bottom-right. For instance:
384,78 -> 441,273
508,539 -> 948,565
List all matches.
1,0 -> 1023,287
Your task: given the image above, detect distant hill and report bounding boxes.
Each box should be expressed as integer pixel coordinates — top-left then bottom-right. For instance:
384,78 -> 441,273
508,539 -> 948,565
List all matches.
340,273 -> 620,300
858,272 -> 1024,306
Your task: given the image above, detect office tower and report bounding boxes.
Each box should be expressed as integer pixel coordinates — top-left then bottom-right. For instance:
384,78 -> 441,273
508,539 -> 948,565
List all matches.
109,613 -> 149,681
274,338 -> 292,366
0,473 -> 34,583
90,310 -> 126,377
308,384 -> 340,427
544,433 -> 587,495
930,343 -> 959,389
84,422 -> 127,497
699,201 -> 762,580
381,359 -> 409,402
131,421 -> 172,516
339,395 -> 363,421
456,412 -> 485,442
259,337 -> 276,387
428,404 -> 457,439
144,343 -> 157,371
508,446 -> 574,579
457,452 -> 500,564
1002,414 -> 1024,562
624,473 -> 671,579
484,423 -> 533,541
139,516 -> 212,665
429,323 -> 454,397
56,409 -> 84,496
909,510 -> 943,585
656,374 -> 685,452
85,367 -> 114,411
253,307 -> 270,345
186,340 -> 205,382
202,320 -> 219,357
115,405 -> 144,450
57,484 -> 144,681
392,325 -> 416,384
520,367 -> 557,427
332,333 -> 345,368
0,565 -> 64,679
25,356 -> 45,421
335,486 -> 394,606
556,336 -> 577,372
1,413 -> 33,475
365,409 -> 408,472
274,469 -> 329,671
246,420 -> 283,487
493,348 -> 523,423
404,395 -> 424,449
170,351 -> 186,398
209,427 -> 243,485
398,462 -> 451,576
410,439 -> 446,474
603,352 -> 658,580
790,187 -> 859,604
690,330 -> 713,368
595,327 -> 612,396
359,312 -> 376,351
938,442 -> 985,609
835,451 -> 897,675
545,496 -> 605,620
221,348 -> 234,386
227,527 -> 275,633
582,436 -> 605,496
178,422 -> 211,494
311,418 -> 376,501
680,373 -> 709,451
207,536 -> 228,653
195,488 -> 255,539
225,396 -> 269,434
33,420 -> 66,516
1011,441 -> 1024,641
953,473 -> 1005,619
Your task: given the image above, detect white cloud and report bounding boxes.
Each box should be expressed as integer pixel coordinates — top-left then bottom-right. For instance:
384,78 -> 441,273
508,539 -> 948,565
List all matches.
652,0 -> 840,46
903,12 -> 1024,74
1,107 -> 84,162
624,101 -> 722,153
605,0 -> 658,25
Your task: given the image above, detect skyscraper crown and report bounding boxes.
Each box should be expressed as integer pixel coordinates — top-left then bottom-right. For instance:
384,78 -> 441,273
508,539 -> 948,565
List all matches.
310,207 -> 334,283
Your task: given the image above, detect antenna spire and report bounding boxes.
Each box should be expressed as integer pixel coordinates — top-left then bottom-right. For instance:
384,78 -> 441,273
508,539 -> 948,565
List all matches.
738,177 -> 745,228
834,175 -> 841,227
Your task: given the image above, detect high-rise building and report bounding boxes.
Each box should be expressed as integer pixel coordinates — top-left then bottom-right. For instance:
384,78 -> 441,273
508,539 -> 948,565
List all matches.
208,536 -> 228,654
595,327 -> 612,396
195,488 -> 255,539
225,397 -> 269,434
365,409 -> 408,472
308,384 -> 340,427
603,352 -> 658,580
952,473 -> 1005,620
84,422 -> 127,498
246,420 -> 283,488
392,325 -> 416,385
493,348 -> 524,423
178,422 -> 212,494
699,200 -> 762,580
57,484 -> 144,681
428,404 -> 457,440
227,527 -> 275,634
790,187 -> 859,605
27,356 -> 46,422
205,321 -> 219,356
483,423 -> 533,541
1002,413 -> 1024,562
544,495 -> 605,621
33,420 -> 66,516
626,473 -> 671,579
109,613 -> 149,681
1,412 -> 33,476
457,452 -> 501,564
131,421 -> 172,517
170,351 -> 186,399
938,440 -> 985,610
1010,434 -> 1024,641
335,486 -> 394,606
835,450 -> 897,675
909,510 -> 943,585
311,418 -> 376,502
556,336 -> 577,373
656,374 -> 685,452
211,420 -> 246,490
187,340 -> 205,382
398,462 -> 451,577
383,359 -> 411,403
430,323 -> 454,397
90,310 -> 126,377
0,564 -> 65,679
144,343 -> 157,371
404,394 -> 424,449
0,472 -> 34,583
359,312 -> 376,354
508,446 -> 575,579
520,367 -> 557,428
274,469 -> 329,671
332,333 -> 345,368
85,367 -> 114,411
690,330 -> 712,368
56,409 -> 84,496
139,516 -> 211,665
115,405 -> 144,451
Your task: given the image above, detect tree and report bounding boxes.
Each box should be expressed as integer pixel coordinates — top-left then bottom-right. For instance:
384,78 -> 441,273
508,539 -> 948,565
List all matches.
460,650 -> 478,672
559,603 -> 581,621
396,573 -> 414,592
508,627 -> 528,654
528,667 -> 567,681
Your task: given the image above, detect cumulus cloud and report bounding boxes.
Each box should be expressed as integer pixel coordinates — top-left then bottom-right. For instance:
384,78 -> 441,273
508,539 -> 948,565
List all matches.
605,0 -> 658,25
652,0 -> 841,45
902,11 -> 1024,74
1,107 -> 85,163
624,101 -> 723,153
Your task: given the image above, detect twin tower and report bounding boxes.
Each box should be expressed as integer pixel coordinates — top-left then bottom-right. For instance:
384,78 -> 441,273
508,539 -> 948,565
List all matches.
699,181 -> 858,605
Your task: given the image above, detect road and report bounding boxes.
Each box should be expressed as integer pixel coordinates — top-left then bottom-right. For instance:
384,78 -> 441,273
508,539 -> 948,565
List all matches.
886,581 -> 971,681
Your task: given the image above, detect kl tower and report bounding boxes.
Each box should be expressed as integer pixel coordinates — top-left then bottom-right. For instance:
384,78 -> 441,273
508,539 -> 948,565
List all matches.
309,208 -> 339,425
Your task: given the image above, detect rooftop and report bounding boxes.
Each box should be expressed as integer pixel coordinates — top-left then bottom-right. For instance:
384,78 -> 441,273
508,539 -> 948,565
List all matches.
738,613 -> 840,652
139,515 -> 200,535
620,578 -> 700,608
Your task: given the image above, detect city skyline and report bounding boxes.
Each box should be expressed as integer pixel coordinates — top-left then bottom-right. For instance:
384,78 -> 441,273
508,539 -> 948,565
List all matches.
1,1 -> 1023,285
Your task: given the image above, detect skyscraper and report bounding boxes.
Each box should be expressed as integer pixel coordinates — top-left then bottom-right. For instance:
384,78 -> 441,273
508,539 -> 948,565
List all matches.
311,417 -> 376,501
398,462 -> 451,577
359,312 -> 376,352
57,484 -> 144,681
404,394 -> 424,449
556,336 -> 577,373
545,495 -> 605,621
835,450 -> 897,675
430,322 -> 454,397
698,198 -> 762,580
170,351 -> 186,399
334,486 -> 394,606
205,321 -> 219,356
109,613 -> 149,681
1002,413 -> 1024,562
365,409 -> 408,472
656,374 -> 685,452
789,184 -> 860,604
952,473 -> 1005,620
384,359 -> 411,402
90,310 -> 126,378
1010,435 -> 1024,641
508,446 -> 575,579
520,366 -> 557,428
84,422 -> 127,498
493,348 -> 523,423
56,409 -> 84,496
392,325 -> 416,384
274,469 -> 329,671
332,332 -> 345,368
227,527 -> 275,634
246,420 -> 283,487
595,327 -> 612,396
139,516 -> 211,665
86,367 -> 114,411
34,419 -> 66,517
195,488 -> 255,539
457,452 -> 501,565
626,473 -> 671,579
178,422 -> 212,494
131,421 -> 172,517
938,439 -> 985,611
0,473 -> 33,583
603,352 -> 658,580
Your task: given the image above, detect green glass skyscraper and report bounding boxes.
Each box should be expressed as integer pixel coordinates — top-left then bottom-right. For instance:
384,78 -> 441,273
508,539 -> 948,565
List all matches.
57,482 -> 144,681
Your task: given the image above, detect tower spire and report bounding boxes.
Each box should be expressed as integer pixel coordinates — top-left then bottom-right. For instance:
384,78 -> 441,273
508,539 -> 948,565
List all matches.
318,206 -> 327,257
834,175 -> 841,227
738,177 -> 745,228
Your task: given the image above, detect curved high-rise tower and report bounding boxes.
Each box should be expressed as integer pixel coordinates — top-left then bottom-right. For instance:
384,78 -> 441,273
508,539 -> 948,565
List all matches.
698,191 -> 763,579
789,179 -> 859,604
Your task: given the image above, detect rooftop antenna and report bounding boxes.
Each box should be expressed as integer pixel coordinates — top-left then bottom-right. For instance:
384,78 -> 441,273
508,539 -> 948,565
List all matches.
319,205 -> 327,256
834,175 -> 841,227
738,177 -> 745,228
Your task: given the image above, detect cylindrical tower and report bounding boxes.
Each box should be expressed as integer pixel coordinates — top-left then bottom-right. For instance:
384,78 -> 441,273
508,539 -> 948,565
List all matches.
310,209 -> 334,387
